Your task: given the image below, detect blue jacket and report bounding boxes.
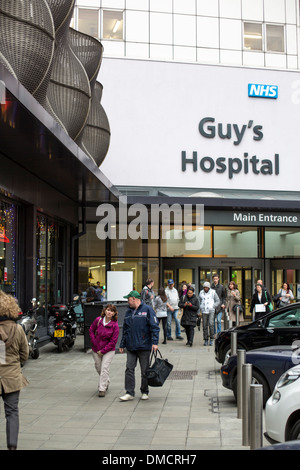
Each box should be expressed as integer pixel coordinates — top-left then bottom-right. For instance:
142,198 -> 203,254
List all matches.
120,301 -> 160,351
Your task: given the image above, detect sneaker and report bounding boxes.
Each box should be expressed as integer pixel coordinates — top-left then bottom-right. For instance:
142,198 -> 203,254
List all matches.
176,336 -> 184,340
209,340 -> 214,346
98,391 -> 105,397
167,337 -> 173,340
119,393 -> 134,401
204,340 -> 208,346
141,393 -> 149,400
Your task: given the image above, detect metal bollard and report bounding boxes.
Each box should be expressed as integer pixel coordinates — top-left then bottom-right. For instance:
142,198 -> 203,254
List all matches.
231,331 -> 237,356
242,363 -> 252,446
236,306 -> 239,326
237,349 -> 246,419
250,384 -> 263,450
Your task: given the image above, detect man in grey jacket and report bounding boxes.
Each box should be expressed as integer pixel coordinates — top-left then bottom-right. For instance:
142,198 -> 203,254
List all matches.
199,282 -> 220,346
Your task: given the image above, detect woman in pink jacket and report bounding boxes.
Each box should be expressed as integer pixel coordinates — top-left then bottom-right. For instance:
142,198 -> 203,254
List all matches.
89,304 -> 119,397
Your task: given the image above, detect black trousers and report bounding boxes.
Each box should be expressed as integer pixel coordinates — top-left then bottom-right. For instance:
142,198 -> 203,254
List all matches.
1,388 -> 20,448
185,325 -> 195,344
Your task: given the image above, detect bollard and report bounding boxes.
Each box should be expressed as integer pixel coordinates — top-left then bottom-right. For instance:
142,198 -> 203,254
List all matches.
250,384 -> 263,450
231,331 -> 237,356
237,349 -> 246,419
236,306 -> 239,326
242,363 -> 252,446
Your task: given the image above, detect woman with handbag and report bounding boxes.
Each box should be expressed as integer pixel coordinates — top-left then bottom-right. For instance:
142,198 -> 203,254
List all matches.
89,304 -> 119,397
153,287 -> 170,344
226,281 -> 243,325
178,286 -> 200,346
278,282 -> 294,308
250,283 -> 272,321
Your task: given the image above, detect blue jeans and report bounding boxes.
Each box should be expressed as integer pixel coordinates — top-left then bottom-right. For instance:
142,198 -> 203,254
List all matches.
214,311 -> 222,334
167,309 -> 181,338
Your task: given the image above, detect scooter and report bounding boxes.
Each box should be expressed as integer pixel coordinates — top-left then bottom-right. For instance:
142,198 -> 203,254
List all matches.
18,298 -> 39,359
48,300 -> 77,353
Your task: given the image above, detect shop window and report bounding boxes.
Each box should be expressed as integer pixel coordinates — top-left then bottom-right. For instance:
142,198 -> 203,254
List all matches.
36,215 -> 58,325
0,201 -> 17,296
244,22 -> 262,51
214,227 -> 258,258
78,8 -> 99,38
102,10 -> 124,40
266,24 -> 284,52
266,228 -> 300,258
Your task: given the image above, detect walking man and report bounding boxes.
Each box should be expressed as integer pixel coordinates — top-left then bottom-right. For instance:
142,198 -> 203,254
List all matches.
165,280 -> 183,341
119,290 -> 160,401
211,274 -> 226,335
199,282 -> 220,346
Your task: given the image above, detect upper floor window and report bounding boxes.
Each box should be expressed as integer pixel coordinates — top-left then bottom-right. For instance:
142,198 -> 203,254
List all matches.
102,10 -> 124,40
244,22 -> 285,53
78,8 -> 99,38
244,22 -> 262,51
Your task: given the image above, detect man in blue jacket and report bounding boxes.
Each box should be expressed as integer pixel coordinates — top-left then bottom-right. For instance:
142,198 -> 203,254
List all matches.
119,290 -> 160,401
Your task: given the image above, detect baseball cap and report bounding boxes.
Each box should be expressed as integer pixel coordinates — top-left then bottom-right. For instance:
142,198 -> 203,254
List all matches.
123,290 -> 141,299
168,279 -> 174,284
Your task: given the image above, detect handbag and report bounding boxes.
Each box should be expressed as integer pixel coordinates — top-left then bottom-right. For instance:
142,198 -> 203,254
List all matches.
233,303 -> 244,314
145,349 -> 173,387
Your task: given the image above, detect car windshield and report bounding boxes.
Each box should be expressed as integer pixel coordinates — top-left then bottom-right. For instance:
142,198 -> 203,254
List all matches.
266,307 -> 300,328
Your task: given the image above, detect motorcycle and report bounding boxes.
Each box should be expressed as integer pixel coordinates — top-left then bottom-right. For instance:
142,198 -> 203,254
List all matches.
48,300 -> 77,353
18,298 -> 39,359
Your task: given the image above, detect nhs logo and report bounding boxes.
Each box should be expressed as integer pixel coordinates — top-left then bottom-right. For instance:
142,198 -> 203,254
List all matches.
248,83 -> 278,99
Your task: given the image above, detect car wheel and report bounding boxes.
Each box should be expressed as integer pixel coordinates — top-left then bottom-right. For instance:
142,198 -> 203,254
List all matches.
289,420 -> 300,440
232,369 -> 270,407
222,343 -> 244,364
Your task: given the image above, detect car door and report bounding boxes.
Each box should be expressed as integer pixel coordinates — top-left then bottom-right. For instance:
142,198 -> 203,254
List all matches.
264,305 -> 300,347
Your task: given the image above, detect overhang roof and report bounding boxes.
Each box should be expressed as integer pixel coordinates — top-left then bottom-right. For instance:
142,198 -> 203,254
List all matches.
0,64 -> 120,205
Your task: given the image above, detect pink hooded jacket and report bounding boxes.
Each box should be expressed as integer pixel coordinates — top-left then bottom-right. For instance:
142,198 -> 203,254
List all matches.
89,316 -> 119,355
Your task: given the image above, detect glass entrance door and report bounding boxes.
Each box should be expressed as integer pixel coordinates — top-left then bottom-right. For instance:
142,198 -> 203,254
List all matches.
231,268 -> 253,320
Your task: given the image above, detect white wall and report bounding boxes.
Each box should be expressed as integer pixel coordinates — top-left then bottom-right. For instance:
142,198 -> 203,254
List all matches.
99,57 -> 300,192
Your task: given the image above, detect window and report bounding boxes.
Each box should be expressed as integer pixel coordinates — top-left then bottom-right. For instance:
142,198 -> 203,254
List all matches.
266,24 -> 284,52
244,22 -> 262,50
244,22 -> 285,53
265,228 -> 300,258
102,10 -> 124,40
214,227 -> 258,258
78,8 -> 99,38
0,201 -> 17,296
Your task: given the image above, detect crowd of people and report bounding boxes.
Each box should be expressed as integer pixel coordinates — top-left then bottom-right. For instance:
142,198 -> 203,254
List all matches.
0,276 -> 295,448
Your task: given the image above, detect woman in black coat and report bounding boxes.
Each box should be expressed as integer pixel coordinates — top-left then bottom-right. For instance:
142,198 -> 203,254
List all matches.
179,286 -> 200,346
250,283 -> 272,321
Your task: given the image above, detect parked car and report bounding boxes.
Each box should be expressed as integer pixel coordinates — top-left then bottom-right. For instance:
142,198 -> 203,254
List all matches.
265,364 -> 300,443
221,345 -> 300,406
215,302 -> 300,364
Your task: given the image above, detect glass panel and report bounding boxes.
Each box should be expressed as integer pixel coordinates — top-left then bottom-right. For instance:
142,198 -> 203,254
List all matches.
102,10 -> 124,40
214,227 -> 258,258
272,269 -> 283,298
47,222 -> 57,305
79,224 -> 105,257
111,258 -> 159,294
178,269 -> 193,286
160,226 -> 211,257
78,8 -> 99,38
78,257 -> 106,300
266,24 -> 284,52
244,22 -> 262,50
267,306 -> 300,328
265,228 -> 300,258
0,201 -> 17,296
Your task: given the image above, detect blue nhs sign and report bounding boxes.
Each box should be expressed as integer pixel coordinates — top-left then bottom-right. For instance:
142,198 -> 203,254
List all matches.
248,83 -> 278,99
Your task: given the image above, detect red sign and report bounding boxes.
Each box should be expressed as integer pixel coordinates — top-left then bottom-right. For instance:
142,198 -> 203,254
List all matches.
0,225 -> 9,243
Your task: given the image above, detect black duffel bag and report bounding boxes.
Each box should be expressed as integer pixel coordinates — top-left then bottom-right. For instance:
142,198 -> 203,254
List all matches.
146,349 -> 173,387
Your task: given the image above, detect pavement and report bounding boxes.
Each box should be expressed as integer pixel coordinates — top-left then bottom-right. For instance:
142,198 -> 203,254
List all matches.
0,325 -> 270,451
